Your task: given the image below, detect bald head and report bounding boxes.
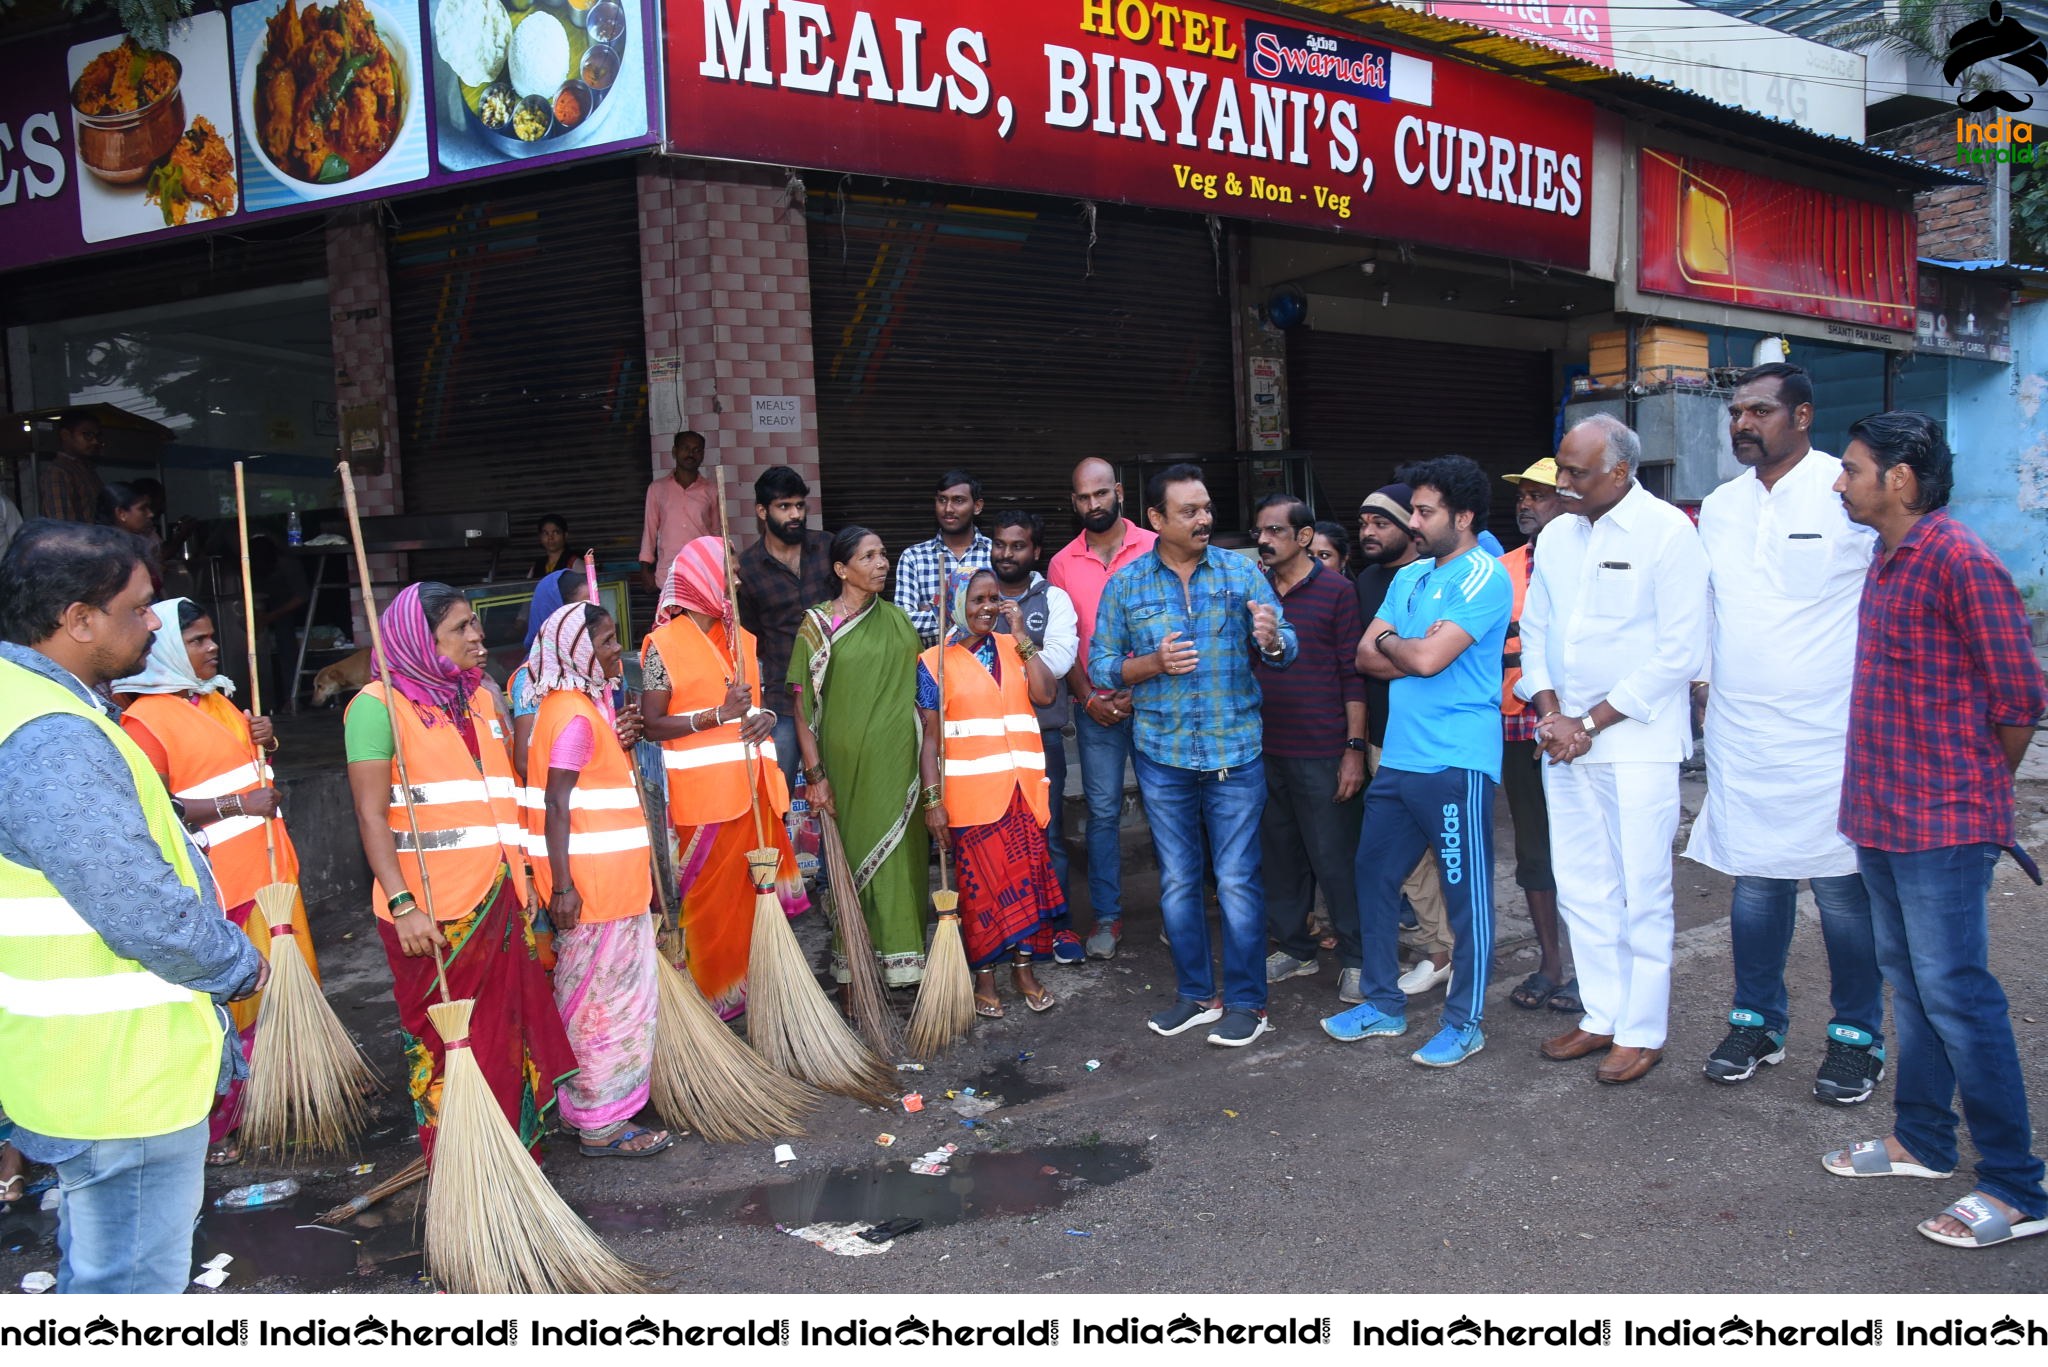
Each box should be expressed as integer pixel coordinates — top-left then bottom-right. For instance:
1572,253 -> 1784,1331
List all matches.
1071,458 -> 1124,535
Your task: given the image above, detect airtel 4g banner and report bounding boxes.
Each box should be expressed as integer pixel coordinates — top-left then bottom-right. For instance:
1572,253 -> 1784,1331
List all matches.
667,0 -> 1596,269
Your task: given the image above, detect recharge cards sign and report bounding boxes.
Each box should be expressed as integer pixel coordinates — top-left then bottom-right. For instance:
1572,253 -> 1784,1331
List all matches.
667,0 -> 1596,269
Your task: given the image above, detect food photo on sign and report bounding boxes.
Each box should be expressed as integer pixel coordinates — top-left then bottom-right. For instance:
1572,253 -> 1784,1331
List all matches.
428,0 -> 647,169
229,0 -> 429,208
66,11 -> 241,242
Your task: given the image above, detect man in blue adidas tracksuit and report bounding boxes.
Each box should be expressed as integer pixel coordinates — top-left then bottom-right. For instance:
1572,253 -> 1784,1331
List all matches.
1323,455 -> 1512,1068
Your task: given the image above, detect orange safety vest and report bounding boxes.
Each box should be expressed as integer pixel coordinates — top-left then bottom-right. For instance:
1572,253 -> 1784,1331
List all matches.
348,682 -> 526,923
522,691 -> 652,923
1500,543 -> 1532,716
920,635 -> 1049,829
643,617 -> 789,827
121,692 -> 299,911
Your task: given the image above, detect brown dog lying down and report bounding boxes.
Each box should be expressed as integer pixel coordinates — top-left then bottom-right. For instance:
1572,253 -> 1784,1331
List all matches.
309,647 -> 514,726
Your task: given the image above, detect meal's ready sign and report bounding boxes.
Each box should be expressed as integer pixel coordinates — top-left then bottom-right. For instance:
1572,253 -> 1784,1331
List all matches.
666,0 -> 1596,267
0,0 -> 660,272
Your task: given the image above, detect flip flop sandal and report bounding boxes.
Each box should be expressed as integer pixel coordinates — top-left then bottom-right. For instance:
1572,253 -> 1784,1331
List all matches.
0,1174 -> 23,1205
1821,1138 -> 1955,1180
1509,970 -> 1562,1010
1918,1194 -> 2048,1249
1024,988 -> 1058,1013
207,1140 -> 242,1167
1546,979 -> 1582,1013
579,1125 -> 675,1159
974,999 -> 1005,1019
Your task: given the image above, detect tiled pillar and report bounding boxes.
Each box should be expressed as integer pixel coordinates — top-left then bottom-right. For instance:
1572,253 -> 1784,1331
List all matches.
638,159 -> 823,535
326,213 -> 404,632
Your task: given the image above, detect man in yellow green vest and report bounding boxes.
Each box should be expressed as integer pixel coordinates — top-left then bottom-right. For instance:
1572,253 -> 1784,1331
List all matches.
0,521 -> 264,1293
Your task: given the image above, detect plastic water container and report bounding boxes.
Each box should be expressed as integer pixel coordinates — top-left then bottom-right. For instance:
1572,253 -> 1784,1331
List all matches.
214,1178 -> 300,1209
787,769 -> 822,881
285,510 -> 303,547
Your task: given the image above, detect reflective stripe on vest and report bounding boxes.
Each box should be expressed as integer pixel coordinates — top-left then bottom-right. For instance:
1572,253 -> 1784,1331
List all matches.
120,693 -> 297,911
349,682 -> 526,921
0,658 -> 226,1140
644,617 -> 789,825
919,637 -> 1050,829
524,690 -> 654,923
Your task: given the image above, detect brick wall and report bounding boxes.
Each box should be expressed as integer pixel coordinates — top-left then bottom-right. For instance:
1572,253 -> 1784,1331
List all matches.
638,159 -> 823,536
325,213 -> 404,631
1878,112 -> 1997,260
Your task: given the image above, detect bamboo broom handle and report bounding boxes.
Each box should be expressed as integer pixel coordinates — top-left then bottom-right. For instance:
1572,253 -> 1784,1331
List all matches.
714,467 -> 769,849
232,462 -> 283,886
933,586 -> 951,895
338,462 -> 452,1000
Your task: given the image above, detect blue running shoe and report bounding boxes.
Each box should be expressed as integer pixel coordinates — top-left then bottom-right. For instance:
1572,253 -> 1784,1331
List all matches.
1050,930 -> 1085,965
1411,1023 -> 1486,1068
1321,1003 -> 1406,1042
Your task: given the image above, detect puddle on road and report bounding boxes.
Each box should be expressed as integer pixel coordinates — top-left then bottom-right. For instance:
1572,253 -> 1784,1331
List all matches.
189,1191 -> 423,1292
966,1059 -> 1065,1105
708,1143 -> 1148,1232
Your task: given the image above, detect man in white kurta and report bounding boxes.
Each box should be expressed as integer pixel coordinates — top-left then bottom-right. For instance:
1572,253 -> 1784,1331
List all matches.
1518,415 -> 1708,1085
1684,363 -> 1883,1106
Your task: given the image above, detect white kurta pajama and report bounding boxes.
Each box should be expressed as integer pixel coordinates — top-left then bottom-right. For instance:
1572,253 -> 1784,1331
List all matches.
1684,451 -> 1874,879
1517,482 -> 1709,1050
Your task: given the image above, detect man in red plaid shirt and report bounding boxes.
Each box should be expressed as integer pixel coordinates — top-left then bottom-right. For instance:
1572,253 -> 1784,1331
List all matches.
1825,410 -> 2048,1251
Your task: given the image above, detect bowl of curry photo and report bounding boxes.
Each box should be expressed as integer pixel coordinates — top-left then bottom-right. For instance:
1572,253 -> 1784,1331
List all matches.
240,0 -> 413,198
70,39 -> 186,185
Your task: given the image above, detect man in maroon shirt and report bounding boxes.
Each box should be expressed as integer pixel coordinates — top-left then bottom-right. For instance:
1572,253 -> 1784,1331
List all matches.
1826,410 -> 2047,1250
1252,493 -> 1367,1001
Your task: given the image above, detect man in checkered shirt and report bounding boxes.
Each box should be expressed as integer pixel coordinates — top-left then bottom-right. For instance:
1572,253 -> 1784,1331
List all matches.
893,469 -> 991,646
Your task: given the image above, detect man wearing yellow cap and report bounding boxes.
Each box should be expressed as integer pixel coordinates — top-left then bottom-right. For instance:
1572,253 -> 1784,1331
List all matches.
1498,459 -> 1574,1014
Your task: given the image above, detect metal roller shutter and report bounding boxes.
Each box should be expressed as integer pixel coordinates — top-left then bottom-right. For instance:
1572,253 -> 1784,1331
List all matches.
1289,330 -> 1552,544
387,160 -> 648,586
806,184 -> 1234,557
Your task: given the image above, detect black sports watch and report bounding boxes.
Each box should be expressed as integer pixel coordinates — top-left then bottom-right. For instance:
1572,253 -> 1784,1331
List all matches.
1344,738 -> 1369,753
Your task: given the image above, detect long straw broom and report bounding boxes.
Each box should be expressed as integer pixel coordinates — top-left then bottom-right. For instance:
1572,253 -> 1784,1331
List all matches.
906,585 -> 975,1057
338,461 -> 643,1295
712,470 -> 895,1104
815,807 -> 902,1058
313,1154 -> 429,1225
233,461 -> 380,1159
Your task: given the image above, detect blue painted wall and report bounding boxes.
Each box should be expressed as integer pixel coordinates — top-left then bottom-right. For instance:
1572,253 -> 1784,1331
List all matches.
1933,300 -> 2048,611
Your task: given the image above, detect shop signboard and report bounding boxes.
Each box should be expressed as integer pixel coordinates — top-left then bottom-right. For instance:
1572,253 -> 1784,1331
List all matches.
666,0 -> 1597,269
0,0 -> 660,272
1638,148 -> 1916,333
1916,267 -> 2014,363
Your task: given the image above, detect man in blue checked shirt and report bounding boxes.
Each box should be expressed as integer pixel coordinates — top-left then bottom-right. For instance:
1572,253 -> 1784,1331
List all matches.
894,469 -> 992,646
1090,463 -> 1296,1047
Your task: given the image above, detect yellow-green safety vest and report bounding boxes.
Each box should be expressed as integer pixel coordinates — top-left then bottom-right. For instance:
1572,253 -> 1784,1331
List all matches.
0,657 -> 225,1140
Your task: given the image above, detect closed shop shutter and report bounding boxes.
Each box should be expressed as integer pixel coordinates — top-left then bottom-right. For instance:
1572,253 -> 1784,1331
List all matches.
387,159 -> 648,587
806,184 -> 1234,557
1289,330 -> 1552,544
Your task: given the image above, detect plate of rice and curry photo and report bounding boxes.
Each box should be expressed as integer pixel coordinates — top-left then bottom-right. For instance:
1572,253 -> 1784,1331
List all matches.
428,0 -> 636,168
66,12 -> 240,243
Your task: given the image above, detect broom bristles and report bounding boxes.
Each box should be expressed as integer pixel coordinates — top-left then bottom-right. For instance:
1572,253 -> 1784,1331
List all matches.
650,938 -> 819,1142
422,998 -> 647,1294
816,811 -> 902,1057
240,883 -> 381,1160
313,1153 -> 429,1225
742,851 -> 896,1105
905,911 -> 976,1059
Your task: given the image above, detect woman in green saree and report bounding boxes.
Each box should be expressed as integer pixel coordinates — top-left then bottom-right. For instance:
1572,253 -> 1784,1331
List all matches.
789,526 -> 930,988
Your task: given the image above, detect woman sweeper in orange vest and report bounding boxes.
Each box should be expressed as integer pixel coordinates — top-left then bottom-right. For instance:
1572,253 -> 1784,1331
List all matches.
117,597 -> 311,1166
918,569 -> 1066,1019
343,582 -> 576,1160
640,537 -> 808,1018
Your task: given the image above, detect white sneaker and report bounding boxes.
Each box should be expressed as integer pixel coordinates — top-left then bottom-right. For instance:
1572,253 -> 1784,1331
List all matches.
1398,959 -> 1452,995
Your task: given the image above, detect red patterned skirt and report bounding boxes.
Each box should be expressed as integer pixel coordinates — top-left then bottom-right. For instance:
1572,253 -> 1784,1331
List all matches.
951,790 -> 1067,969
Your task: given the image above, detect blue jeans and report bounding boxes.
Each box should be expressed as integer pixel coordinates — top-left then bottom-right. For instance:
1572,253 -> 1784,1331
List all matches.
1729,873 -> 1881,1040
1354,765 -> 1496,1033
1074,711 -> 1135,927
1042,726 -> 1073,930
1860,844 -> 2046,1219
1135,752 -> 1268,1013
771,710 -> 799,794
53,1119 -> 208,1293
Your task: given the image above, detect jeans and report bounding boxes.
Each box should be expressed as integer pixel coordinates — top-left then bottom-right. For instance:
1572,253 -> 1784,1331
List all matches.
1074,710 -> 1136,926
1135,752 -> 1268,1013
771,711 -> 799,794
1728,873 -> 1881,1041
1259,753 -> 1363,967
53,1119 -> 208,1293
1042,726 -> 1073,929
1859,843 -> 2046,1219
1354,765 -> 1496,1032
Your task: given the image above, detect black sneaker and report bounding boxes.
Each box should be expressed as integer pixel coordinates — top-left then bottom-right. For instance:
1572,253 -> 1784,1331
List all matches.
1206,1009 -> 1272,1048
1702,1009 -> 1786,1084
1148,1000 -> 1224,1037
1813,1025 -> 1885,1106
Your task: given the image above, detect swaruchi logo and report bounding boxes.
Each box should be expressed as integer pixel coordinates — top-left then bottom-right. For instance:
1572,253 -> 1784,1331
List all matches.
1245,20 -> 1391,100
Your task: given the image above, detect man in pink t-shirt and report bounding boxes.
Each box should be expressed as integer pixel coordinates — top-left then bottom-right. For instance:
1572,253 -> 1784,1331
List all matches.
639,432 -> 719,588
1045,457 -> 1157,960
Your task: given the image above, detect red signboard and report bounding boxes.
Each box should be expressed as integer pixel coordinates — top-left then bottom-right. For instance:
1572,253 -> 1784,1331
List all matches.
1638,148 -> 1916,332
1430,2 -> 1613,67
667,0 -> 1596,269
